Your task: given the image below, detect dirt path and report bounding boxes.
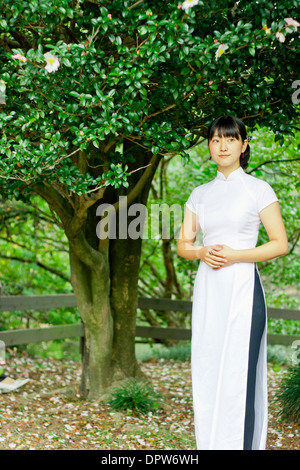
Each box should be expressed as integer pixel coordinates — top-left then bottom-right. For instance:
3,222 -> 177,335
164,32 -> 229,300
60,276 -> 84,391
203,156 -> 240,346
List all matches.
0,352 -> 298,450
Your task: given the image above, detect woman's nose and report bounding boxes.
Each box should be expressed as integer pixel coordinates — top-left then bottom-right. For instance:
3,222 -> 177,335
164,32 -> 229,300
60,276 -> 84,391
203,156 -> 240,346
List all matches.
220,139 -> 228,150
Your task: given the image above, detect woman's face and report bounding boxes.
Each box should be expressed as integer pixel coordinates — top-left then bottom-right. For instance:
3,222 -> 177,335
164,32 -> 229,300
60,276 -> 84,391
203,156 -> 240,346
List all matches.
208,130 -> 248,171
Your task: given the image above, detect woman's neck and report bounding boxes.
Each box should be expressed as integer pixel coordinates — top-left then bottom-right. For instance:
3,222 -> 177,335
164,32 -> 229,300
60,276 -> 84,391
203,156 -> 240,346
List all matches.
217,163 -> 241,180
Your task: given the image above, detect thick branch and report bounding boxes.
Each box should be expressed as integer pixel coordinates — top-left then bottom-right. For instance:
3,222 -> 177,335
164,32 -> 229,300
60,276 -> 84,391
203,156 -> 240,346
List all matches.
113,151 -> 161,213
33,182 -> 73,229
9,30 -> 32,50
247,158 -> 300,174
69,186 -> 106,237
69,229 -> 104,268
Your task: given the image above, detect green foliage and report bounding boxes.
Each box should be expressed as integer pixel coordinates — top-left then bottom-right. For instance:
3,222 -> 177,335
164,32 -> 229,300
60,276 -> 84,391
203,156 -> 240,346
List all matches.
0,196 -> 80,332
108,378 -> 161,415
267,345 -> 294,365
136,342 -> 191,362
0,0 -> 299,204
0,197 -> 71,294
276,364 -> 300,424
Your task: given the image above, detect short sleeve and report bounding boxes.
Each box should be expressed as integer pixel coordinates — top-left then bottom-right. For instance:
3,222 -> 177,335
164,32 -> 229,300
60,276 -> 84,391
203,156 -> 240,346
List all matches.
257,181 -> 278,213
185,189 -> 199,216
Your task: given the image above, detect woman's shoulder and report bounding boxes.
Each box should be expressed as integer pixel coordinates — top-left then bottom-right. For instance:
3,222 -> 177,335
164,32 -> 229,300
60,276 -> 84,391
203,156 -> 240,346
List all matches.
242,171 -> 276,191
242,171 -> 278,209
186,179 -> 216,215
188,178 -> 216,198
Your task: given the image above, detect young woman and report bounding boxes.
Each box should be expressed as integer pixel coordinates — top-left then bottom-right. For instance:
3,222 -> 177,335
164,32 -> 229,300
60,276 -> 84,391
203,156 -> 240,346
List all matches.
177,115 -> 288,450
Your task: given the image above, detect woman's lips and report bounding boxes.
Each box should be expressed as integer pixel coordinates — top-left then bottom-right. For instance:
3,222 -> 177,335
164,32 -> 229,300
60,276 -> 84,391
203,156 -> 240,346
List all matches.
219,154 -> 230,158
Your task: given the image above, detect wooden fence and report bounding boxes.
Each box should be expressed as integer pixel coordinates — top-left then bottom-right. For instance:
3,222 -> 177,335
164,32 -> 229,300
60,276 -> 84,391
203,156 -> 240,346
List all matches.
0,294 -> 299,348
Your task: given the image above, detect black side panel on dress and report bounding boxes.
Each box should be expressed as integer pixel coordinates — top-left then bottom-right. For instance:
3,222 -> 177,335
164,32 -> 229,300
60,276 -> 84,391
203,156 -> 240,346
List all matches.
243,268 -> 266,450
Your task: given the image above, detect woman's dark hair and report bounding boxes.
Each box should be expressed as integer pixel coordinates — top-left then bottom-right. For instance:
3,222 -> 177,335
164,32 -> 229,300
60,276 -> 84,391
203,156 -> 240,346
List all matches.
207,115 -> 250,169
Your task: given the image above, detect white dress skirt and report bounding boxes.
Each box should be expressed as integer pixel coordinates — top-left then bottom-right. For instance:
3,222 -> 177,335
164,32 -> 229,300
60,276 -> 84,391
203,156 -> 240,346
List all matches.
186,167 -> 278,450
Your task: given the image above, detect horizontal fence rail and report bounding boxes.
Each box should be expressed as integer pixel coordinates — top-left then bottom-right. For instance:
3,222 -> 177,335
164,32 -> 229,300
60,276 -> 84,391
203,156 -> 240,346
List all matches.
0,295 -> 299,347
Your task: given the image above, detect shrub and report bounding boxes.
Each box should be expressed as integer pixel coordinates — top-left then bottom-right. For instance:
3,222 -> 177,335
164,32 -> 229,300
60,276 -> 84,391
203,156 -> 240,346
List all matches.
108,379 -> 161,415
276,364 -> 300,424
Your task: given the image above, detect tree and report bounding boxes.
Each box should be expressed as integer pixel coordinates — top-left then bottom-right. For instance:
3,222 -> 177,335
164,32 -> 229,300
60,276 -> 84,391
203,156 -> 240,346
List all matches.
0,0 -> 299,397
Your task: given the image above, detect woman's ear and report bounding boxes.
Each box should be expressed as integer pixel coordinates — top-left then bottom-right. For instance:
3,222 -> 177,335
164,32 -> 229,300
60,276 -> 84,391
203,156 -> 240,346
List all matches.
242,139 -> 248,152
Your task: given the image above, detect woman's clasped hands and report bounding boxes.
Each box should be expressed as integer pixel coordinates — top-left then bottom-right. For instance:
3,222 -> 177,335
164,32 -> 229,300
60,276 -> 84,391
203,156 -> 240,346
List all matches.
200,244 -> 237,270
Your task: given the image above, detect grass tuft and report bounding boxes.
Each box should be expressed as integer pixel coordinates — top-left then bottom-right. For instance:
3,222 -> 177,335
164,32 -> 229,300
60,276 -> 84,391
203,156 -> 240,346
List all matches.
108,378 -> 161,415
276,364 -> 300,424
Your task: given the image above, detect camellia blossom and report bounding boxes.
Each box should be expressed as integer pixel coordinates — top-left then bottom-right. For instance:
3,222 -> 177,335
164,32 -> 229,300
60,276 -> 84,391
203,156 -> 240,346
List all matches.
12,53 -> 27,63
44,52 -> 60,73
276,31 -> 286,43
215,43 -> 229,60
284,17 -> 300,33
182,0 -> 199,12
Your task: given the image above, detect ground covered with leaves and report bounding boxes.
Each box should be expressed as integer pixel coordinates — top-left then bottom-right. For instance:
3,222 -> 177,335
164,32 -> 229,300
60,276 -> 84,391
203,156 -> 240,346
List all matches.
0,350 -> 299,450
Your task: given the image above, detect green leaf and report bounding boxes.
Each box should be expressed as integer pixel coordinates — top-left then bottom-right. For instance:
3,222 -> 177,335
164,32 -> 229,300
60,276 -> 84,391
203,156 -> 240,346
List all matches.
249,46 -> 256,57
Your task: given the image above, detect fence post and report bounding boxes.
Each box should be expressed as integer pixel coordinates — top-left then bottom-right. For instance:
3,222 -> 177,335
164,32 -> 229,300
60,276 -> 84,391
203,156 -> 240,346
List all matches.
0,340 -> 5,366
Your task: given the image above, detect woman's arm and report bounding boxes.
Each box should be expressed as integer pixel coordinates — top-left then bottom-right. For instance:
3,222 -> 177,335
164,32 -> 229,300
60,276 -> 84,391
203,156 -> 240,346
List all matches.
177,207 -> 226,268
217,202 -> 288,266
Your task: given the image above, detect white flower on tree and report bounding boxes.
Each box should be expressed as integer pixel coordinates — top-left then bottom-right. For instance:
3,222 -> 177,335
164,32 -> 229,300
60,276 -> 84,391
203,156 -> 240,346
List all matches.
44,52 -> 60,73
181,0 -> 200,13
215,44 -> 229,60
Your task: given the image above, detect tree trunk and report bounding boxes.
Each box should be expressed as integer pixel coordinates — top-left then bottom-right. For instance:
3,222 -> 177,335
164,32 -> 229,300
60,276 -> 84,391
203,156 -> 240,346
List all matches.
66,156 -> 160,397
108,146 -> 160,382
109,235 -> 144,382
69,238 -> 113,398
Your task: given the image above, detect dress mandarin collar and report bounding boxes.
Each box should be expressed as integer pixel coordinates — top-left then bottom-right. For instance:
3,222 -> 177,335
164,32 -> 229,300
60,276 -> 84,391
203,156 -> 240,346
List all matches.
216,166 -> 244,181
